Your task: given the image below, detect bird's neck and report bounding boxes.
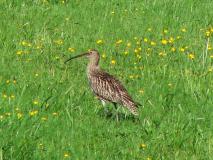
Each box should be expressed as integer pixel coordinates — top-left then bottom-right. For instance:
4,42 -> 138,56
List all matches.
87,55 -> 100,77
87,60 -> 100,78
88,56 -> 99,69
87,62 -> 100,73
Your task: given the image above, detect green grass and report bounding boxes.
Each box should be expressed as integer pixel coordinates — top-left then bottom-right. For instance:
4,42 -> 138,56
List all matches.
0,0 -> 213,159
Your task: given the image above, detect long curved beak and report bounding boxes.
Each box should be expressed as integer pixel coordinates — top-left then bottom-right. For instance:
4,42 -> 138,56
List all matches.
64,52 -> 89,63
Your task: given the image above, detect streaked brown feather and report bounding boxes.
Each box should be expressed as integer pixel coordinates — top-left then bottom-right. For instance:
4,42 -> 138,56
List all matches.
68,49 -> 140,116
88,69 -> 139,115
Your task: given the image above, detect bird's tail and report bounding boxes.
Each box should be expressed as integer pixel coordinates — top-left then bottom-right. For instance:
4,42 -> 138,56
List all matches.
130,107 -> 139,116
123,100 -> 139,116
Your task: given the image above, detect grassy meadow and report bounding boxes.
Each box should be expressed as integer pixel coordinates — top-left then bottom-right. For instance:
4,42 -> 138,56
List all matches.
0,0 -> 213,159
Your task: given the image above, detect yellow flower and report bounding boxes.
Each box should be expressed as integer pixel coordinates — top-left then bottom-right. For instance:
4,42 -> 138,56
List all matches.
177,36 -> 181,40
33,99 -> 39,105
171,47 -> 176,52
41,116 -> 48,121
169,37 -> 174,43
129,75 -> 134,79
42,0 -> 48,3
13,80 -> 17,84
17,112 -> 23,119
64,152 -> 70,158
36,45 -> 42,49
139,89 -> 144,94
137,54 -> 142,59
21,41 -> 32,47
68,47 -> 75,52
116,40 -> 123,45
52,112 -> 58,116
124,51 -> 128,55
210,55 -> 213,58
111,11 -> 115,14
134,37 -> 138,40
111,59 -> 116,65
181,28 -> 187,32
38,143 -> 44,149
150,41 -> 156,46
16,50 -> 22,55
35,73 -> 39,77
180,47 -> 185,52
147,28 -> 152,32
55,56 -> 60,60
147,48 -> 152,52
5,112 -> 11,116
207,46 -> 212,50
208,67 -> 213,72
138,47 -> 142,51
102,53 -> 106,58
96,39 -> 104,45
6,80 -> 10,84
161,39 -> 168,45
163,29 -> 168,34
134,49 -> 138,53
144,38 -> 148,42
2,94 -> 7,98
21,41 -> 27,46
140,143 -> 146,148
0,115 -> 4,121
54,39 -> 63,45
205,31 -> 211,37
147,157 -> 152,160
29,110 -> 38,116
168,83 -> 173,87
188,53 -> 195,60
127,42 -> 131,47
159,52 -> 167,56
136,41 -> 140,45
10,94 -> 15,99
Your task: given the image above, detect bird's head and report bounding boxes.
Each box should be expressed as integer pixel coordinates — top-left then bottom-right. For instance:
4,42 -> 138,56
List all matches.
65,49 -> 99,63
86,49 -> 99,59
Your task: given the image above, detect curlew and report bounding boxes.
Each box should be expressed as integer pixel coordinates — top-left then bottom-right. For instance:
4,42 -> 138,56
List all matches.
65,49 -> 140,118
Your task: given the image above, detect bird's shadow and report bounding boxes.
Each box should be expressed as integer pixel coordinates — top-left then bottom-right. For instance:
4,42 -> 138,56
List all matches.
97,108 -> 139,123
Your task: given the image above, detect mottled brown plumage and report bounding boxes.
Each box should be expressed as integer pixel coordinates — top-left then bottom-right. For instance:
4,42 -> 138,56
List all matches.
65,49 -> 139,116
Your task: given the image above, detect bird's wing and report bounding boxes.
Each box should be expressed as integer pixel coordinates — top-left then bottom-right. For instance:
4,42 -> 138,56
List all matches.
89,70 -> 138,108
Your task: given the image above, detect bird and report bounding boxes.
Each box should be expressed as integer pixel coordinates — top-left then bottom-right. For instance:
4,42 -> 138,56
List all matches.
65,49 -> 140,118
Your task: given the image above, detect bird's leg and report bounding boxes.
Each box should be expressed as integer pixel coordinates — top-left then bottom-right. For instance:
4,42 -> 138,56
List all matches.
101,99 -> 106,106
113,102 -> 119,122
101,99 -> 109,115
